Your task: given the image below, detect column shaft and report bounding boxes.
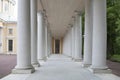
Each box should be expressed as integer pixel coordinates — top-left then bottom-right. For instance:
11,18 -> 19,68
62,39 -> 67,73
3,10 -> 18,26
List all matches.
70,28 -> 72,56
38,12 -> 46,60
50,35 -> 52,55
91,0 -> 107,69
74,15 -> 82,61
71,26 -> 75,59
83,0 -> 93,67
45,24 -> 48,58
47,30 -> 51,56
12,0 -> 34,73
31,0 -> 40,67
43,18 -> 46,60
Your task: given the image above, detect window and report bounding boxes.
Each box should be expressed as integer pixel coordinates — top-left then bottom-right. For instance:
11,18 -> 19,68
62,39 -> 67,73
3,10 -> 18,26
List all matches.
0,0 -> 3,12
8,40 -> 13,51
4,1 -> 8,12
9,29 -> 13,34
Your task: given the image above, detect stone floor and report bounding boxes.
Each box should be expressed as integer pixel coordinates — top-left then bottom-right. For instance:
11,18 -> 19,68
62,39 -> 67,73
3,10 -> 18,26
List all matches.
1,54 -> 120,80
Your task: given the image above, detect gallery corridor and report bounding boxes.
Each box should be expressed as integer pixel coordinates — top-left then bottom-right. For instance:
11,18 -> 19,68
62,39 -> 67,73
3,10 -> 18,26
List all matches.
1,54 -> 120,80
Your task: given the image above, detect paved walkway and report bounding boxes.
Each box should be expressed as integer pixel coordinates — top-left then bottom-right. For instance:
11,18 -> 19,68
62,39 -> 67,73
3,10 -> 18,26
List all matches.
1,54 -> 120,80
107,60 -> 120,76
0,54 -> 16,78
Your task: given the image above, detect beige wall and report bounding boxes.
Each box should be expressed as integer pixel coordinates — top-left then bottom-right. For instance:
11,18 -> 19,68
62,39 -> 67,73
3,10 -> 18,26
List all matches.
0,22 -> 3,26
52,37 -> 55,54
60,38 -> 63,54
1,21 -> 17,54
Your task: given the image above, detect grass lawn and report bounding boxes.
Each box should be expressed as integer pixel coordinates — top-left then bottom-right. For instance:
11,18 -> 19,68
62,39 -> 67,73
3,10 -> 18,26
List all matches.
110,54 -> 120,62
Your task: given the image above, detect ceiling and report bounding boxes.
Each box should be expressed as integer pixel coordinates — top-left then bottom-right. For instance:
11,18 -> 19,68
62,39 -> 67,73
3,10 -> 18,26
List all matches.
37,0 -> 84,39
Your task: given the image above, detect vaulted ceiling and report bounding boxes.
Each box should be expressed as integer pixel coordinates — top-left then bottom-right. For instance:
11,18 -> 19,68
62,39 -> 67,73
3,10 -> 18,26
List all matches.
37,0 -> 84,39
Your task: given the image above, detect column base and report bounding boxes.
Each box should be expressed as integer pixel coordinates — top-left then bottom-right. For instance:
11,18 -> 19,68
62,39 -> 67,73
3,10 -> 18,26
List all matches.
38,57 -> 47,62
12,68 -> 35,74
48,55 -> 50,57
71,58 -> 74,60
32,63 -> 40,67
74,59 -> 82,62
88,68 -> 112,73
82,64 -> 91,68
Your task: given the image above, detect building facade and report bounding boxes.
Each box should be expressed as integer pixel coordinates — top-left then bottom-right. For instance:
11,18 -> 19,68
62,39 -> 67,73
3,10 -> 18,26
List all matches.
0,0 -> 17,54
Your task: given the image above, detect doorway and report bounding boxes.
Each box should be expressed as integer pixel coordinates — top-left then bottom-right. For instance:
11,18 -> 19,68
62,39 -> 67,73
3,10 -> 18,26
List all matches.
55,39 -> 60,54
8,40 -> 13,52
52,38 -> 63,54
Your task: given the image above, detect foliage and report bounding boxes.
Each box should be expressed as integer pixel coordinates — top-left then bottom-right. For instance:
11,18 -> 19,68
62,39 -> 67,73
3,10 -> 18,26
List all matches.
107,0 -> 120,58
81,0 -> 120,59
110,55 -> 120,62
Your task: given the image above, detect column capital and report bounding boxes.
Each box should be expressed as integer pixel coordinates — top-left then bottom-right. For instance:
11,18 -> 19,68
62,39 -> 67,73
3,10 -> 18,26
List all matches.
42,9 -> 48,20
74,10 -> 82,16
38,10 -> 46,16
72,16 -> 75,19
68,24 -> 73,28
72,16 -> 76,23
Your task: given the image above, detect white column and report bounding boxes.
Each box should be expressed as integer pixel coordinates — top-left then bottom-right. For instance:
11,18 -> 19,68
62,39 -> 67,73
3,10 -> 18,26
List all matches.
45,23 -> 48,58
74,14 -> 82,61
83,0 -> 93,67
48,34 -> 51,55
43,18 -> 47,60
47,30 -> 49,56
91,0 -> 109,71
31,0 -> 40,67
70,28 -> 72,56
47,29 -> 51,57
38,12 -> 46,61
12,0 -> 35,73
71,26 -> 75,59
50,34 -> 52,55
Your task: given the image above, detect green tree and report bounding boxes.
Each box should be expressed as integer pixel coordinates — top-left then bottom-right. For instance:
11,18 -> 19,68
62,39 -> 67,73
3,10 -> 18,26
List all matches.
107,0 -> 120,58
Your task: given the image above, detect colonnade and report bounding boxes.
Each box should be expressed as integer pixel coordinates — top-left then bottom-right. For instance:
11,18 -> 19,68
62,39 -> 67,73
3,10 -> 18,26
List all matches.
12,0 -> 52,73
12,0 -> 109,74
63,13 -> 82,62
63,0 -> 110,73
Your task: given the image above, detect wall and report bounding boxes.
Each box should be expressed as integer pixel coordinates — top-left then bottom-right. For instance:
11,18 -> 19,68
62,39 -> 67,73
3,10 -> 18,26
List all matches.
63,28 -> 72,57
1,22 -> 17,54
